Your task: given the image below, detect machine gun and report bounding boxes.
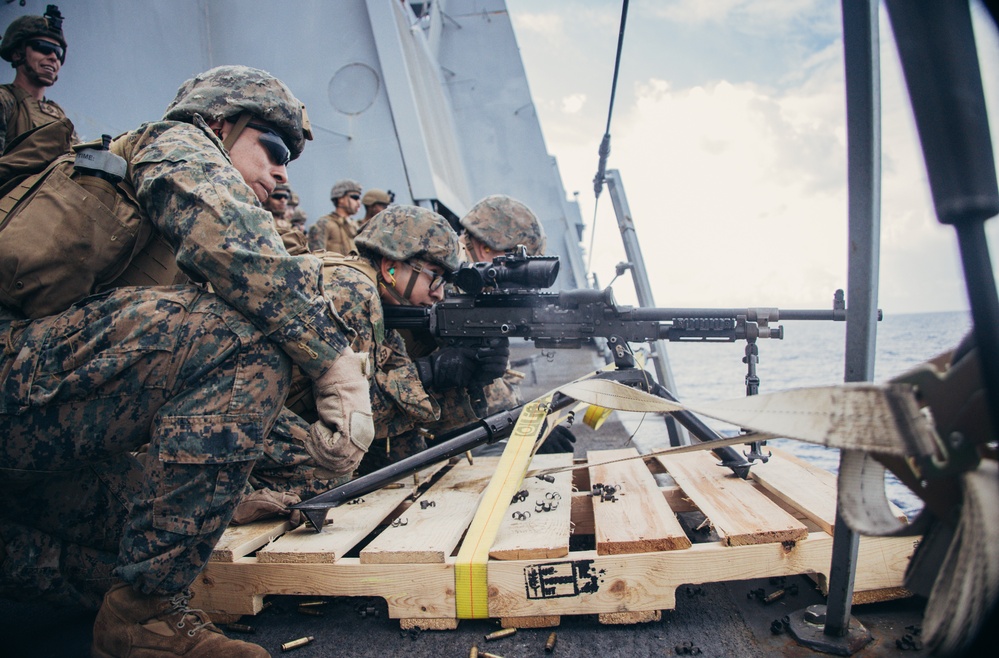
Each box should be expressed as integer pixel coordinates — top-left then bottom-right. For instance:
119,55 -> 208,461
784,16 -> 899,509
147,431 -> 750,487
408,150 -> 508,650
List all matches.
293,251 -> 863,531
384,250 -> 849,348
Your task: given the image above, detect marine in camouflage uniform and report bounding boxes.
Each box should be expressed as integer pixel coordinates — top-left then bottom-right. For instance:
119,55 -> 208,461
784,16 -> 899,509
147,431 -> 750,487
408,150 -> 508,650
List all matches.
457,195 -> 547,414
307,178 -> 362,255
0,5 -> 73,151
288,205 -> 507,475
0,66 -> 373,657
265,181 -> 293,226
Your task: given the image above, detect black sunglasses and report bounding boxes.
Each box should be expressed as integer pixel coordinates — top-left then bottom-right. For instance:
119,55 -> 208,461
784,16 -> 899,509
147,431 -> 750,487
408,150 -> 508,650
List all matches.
270,193 -> 290,201
246,122 -> 291,166
26,39 -> 65,63
348,193 -> 361,201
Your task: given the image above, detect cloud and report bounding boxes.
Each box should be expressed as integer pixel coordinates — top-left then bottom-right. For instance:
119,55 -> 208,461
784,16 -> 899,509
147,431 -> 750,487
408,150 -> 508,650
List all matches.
510,12 -> 563,39
510,0 -> 999,313
561,93 -> 587,114
653,0 -> 829,35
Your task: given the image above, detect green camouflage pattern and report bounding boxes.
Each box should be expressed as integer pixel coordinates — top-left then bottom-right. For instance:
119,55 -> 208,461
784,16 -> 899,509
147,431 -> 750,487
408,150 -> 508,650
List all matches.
308,212 -> 358,256
0,286 -> 290,596
163,65 -> 311,160
355,204 -> 461,272
0,409 -> 344,609
0,453 -> 139,609
460,194 -> 547,256
113,119 -> 349,380
0,9 -> 67,61
330,178 -> 362,200
287,258 -> 479,474
483,374 -> 523,415
0,91 -> 353,601
247,407 -> 350,499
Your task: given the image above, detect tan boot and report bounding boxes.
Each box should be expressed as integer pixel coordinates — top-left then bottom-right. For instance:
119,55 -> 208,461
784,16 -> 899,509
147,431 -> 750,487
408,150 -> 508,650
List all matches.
92,582 -> 270,657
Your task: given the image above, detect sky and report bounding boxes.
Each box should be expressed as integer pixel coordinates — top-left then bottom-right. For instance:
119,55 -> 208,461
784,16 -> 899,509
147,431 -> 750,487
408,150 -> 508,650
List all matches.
505,0 -> 999,314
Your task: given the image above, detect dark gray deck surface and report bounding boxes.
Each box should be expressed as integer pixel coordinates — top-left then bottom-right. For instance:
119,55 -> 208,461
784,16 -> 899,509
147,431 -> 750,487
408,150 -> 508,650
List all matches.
0,344 -> 945,657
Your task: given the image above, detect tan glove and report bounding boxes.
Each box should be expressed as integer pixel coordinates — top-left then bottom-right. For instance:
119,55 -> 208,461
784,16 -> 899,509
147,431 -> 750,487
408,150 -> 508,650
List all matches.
304,347 -> 375,476
231,489 -> 304,526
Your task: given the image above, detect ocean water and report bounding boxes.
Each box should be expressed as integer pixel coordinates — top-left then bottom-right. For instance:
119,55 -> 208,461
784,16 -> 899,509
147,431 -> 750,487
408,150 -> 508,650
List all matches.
628,310 -> 973,519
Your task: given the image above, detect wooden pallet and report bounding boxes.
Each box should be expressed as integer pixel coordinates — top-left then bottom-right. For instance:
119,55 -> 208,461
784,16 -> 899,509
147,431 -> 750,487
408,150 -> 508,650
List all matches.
192,447 -> 916,628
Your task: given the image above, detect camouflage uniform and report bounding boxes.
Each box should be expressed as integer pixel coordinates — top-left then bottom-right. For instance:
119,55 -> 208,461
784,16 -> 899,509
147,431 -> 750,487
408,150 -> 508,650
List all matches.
308,211 -> 358,255
458,195 -> 547,414
294,207 -> 482,474
327,260 -> 479,474
0,67 -> 354,606
308,179 -> 362,255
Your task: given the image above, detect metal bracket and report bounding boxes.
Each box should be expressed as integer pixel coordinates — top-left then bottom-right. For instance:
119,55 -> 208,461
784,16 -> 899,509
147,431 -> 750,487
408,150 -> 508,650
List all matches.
787,604 -> 873,655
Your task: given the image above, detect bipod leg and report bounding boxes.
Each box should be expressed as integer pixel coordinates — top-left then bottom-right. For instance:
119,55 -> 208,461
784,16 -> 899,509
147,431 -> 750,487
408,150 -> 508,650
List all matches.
598,342 -> 753,480
302,508 -> 327,533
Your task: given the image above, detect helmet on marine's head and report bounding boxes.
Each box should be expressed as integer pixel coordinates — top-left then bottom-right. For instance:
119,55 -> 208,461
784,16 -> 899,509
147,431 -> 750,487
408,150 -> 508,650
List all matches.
355,204 -> 460,273
162,65 -> 312,160
1,5 -> 67,64
460,194 -> 546,256
361,189 -> 393,207
330,179 -> 362,202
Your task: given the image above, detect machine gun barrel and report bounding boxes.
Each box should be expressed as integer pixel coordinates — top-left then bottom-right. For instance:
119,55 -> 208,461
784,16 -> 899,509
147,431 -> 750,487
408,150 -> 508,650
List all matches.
383,286 -> 863,346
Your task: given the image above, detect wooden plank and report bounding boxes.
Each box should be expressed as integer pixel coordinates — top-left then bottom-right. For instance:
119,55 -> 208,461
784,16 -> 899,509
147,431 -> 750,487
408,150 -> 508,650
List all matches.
486,532 -> 914,619
570,491 -> 595,536
500,615 -> 560,628
751,446 -> 907,535
599,610 -> 661,625
360,458 -> 499,564
192,532 -> 914,621
587,448 -> 691,554
490,453 -> 573,560
657,450 -> 808,546
570,485 -> 695,538
399,618 -> 458,630
211,519 -> 291,562
256,483 -> 416,564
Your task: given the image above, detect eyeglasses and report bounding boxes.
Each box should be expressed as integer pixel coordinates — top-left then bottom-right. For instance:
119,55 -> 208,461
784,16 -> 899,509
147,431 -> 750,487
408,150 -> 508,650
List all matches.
269,193 -> 290,201
26,39 -> 64,63
348,193 -> 361,201
246,122 -> 291,166
410,261 -> 448,292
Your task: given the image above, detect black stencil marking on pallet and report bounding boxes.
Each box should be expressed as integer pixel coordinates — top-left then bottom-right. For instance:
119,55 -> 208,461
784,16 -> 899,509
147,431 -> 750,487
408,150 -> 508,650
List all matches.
524,559 -> 606,599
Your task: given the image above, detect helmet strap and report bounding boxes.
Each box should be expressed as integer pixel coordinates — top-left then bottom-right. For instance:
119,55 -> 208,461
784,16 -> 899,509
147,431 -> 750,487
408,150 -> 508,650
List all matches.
222,112 -> 253,153
402,267 -> 420,300
379,276 -> 411,306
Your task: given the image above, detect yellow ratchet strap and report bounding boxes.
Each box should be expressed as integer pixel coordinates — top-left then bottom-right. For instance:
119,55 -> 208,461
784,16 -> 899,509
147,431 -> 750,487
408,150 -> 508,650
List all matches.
454,392 -> 554,619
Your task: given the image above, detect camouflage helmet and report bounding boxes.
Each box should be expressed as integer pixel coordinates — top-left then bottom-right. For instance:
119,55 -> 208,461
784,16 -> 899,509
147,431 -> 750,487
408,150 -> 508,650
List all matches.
162,65 -> 312,160
271,183 -> 292,196
330,178 -> 362,201
355,205 -> 460,273
1,5 -> 67,63
460,195 -> 546,256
